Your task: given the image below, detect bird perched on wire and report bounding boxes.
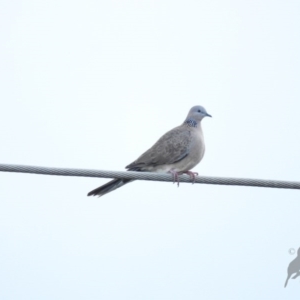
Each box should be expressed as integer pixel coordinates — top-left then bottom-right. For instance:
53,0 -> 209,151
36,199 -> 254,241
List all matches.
87,105 -> 212,197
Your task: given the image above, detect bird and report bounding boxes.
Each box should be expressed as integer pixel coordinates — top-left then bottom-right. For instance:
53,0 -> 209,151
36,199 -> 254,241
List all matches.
87,105 -> 212,197
284,247 -> 300,287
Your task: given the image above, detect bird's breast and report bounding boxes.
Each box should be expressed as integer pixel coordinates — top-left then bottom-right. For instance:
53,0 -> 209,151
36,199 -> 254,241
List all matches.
184,128 -> 205,169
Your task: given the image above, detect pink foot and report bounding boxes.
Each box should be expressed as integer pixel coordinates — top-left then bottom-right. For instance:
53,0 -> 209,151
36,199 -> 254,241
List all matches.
169,170 -> 180,187
183,171 -> 198,184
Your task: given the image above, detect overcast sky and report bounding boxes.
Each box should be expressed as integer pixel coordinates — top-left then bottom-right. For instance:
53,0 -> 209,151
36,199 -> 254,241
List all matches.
1,0 -> 300,299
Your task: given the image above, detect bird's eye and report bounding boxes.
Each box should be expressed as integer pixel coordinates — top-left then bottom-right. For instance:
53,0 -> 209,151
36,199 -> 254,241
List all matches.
197,110 -> 201,113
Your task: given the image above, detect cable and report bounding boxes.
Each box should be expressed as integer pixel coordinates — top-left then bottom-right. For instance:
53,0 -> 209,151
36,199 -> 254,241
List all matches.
0,163 -> 299,190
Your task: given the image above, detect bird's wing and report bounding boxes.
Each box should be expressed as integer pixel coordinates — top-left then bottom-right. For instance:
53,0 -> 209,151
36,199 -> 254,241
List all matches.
126,125 -> 192,171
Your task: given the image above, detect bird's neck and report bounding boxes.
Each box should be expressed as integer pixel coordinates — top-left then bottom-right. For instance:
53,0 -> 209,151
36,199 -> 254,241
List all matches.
184,118 -> 199,128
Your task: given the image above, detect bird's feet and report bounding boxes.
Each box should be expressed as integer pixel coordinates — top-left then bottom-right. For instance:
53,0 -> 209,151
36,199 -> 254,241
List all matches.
169,170 -> 180,187
182,171 -> 198,184
169,170 -> 198,186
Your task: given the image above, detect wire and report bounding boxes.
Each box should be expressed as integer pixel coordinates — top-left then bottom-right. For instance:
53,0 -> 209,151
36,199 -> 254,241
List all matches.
0,163 -> 299,190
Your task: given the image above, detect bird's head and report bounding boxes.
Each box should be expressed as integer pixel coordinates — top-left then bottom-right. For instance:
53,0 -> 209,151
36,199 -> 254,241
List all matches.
186,105 -> 212,124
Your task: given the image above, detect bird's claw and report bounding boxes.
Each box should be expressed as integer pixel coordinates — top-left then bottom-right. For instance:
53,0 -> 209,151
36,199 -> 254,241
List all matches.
183,171 -> 198,184
169,170 -> 198,186
169,170 -> 180,187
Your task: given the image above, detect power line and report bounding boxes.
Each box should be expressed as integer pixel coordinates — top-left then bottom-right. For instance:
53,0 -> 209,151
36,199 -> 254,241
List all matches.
0,163 -> 299,190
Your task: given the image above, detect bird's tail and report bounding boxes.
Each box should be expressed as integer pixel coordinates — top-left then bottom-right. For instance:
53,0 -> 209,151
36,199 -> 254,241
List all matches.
87,179 -> 134,197
284,274 -> 292,288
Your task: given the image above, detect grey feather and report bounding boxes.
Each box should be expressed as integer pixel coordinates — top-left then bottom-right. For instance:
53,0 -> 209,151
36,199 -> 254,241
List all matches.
126,126 -> 192,170
87,105 -> 211,197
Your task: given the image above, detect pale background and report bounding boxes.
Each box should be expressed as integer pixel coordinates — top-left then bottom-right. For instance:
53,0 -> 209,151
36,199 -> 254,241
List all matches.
0,0 -> 300,299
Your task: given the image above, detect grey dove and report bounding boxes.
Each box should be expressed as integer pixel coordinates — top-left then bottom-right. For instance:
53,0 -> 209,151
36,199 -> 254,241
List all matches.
87,105 -> 211,197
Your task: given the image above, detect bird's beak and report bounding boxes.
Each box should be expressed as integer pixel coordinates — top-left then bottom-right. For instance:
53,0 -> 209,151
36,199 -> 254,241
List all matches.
206,112 -> 212,118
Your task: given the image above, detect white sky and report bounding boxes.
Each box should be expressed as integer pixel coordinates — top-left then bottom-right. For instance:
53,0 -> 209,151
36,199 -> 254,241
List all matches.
1,0 -> 300,299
